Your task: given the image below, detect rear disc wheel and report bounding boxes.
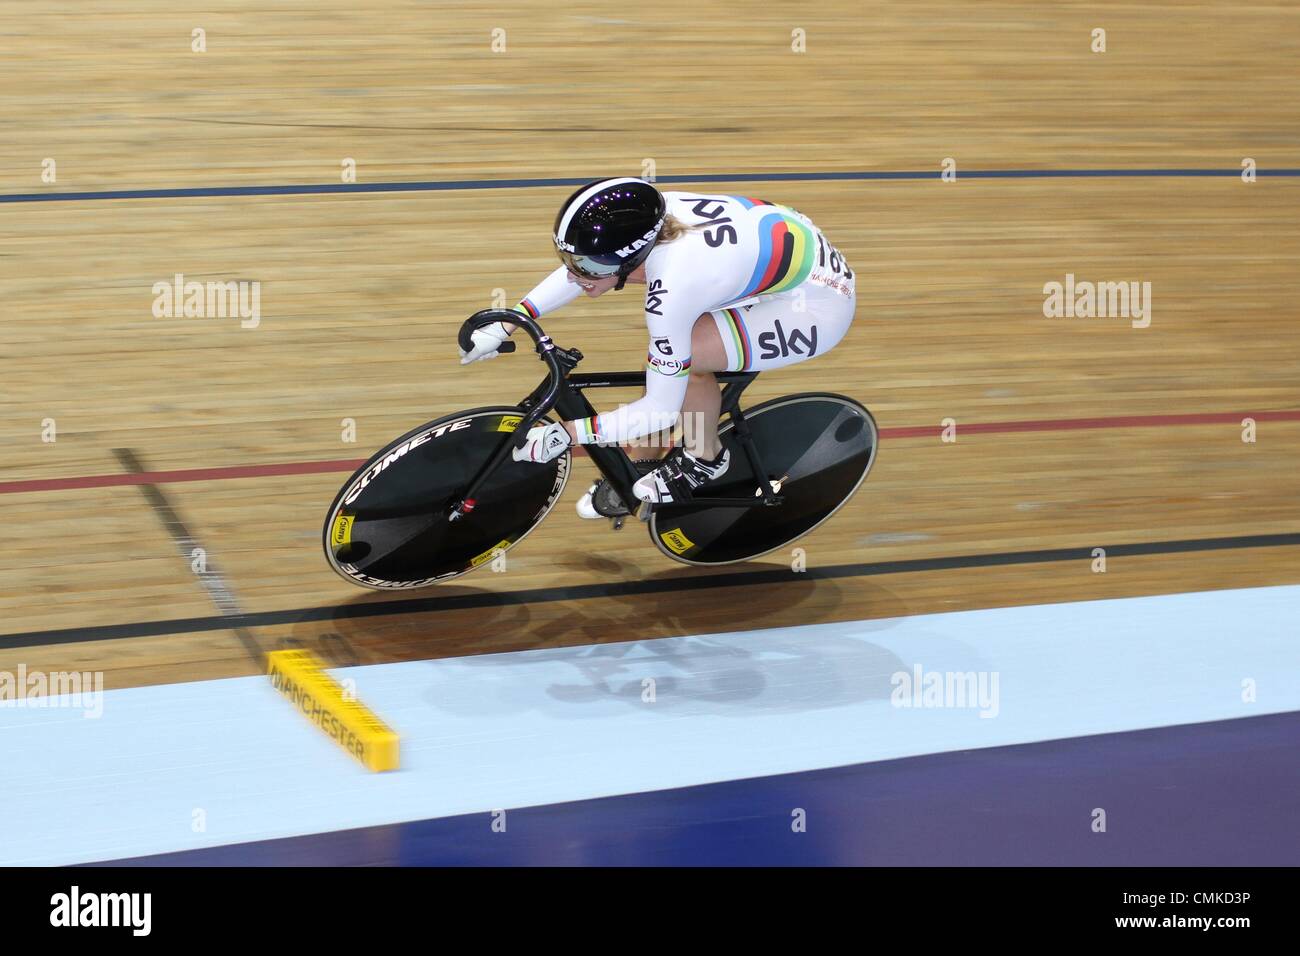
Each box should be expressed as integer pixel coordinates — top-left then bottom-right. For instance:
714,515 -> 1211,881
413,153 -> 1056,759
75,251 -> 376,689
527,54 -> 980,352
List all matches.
648,393 -> 877,565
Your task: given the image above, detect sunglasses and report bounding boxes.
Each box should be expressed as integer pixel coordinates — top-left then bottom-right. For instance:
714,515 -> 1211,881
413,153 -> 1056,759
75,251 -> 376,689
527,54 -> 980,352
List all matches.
556,248 -> 624,281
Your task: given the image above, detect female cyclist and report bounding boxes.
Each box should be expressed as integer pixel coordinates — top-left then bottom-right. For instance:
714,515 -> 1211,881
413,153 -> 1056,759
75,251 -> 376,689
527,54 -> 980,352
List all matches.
458,177 -> 857,514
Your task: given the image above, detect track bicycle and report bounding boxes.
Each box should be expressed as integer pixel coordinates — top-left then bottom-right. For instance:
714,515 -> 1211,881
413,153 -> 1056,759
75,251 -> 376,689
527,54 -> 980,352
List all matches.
323,309 -> 878,589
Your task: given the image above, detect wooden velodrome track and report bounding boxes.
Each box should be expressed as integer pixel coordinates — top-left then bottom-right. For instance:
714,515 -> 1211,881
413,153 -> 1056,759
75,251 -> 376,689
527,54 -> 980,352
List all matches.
2,2 -> 1297,691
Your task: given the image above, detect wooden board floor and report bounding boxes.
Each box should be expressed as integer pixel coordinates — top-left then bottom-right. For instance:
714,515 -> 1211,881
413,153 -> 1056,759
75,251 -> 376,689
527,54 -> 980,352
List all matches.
1,1 -> 1297,690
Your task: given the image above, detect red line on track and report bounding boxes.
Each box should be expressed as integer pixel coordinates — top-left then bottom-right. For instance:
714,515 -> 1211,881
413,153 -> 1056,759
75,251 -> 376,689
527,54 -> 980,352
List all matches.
2,409 -> 1296,497
0,458 -> 365,495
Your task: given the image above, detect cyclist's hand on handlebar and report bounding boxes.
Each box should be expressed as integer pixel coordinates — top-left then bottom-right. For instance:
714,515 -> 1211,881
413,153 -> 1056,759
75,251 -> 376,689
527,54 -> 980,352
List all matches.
512,422 -> 571,463
459,321 -> 512,365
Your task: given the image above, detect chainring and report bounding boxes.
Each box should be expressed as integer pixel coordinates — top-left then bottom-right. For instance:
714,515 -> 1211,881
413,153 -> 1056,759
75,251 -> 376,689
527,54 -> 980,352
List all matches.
590,459 -> 662,517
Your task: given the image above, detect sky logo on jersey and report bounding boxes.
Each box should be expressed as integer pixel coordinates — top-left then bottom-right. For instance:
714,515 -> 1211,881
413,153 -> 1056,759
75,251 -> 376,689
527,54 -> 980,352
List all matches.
737,210 -> 816,299
646,279 -> 668,315
758,320 -> 818,361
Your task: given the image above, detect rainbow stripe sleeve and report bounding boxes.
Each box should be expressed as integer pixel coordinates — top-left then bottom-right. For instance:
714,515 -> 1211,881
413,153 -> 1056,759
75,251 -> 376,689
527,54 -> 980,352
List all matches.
737,212 -> 816,299
574,415 -> 605,445
716,308 -> 752,371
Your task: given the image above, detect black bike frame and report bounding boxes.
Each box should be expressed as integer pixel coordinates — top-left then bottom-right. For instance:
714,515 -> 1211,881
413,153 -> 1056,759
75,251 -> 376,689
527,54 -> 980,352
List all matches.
451,309 -> 780,520
549,368 -> 766,512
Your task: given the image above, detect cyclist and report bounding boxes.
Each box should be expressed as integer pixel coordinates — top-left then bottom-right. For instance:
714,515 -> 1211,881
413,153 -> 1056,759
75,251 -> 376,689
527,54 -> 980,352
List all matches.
459,177 -> 856,514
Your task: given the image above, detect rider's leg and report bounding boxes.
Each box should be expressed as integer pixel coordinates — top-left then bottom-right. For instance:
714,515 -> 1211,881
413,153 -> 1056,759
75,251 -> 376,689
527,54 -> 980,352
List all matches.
679,313 -> 729,461
575,313 -> 729,517
584,287 -> 856,511
622,314 -> 734,505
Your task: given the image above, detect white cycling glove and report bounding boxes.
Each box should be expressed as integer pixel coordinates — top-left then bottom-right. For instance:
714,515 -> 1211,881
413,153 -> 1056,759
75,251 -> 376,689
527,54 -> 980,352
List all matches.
459,321 -> 512,365
511,422 -> 571,464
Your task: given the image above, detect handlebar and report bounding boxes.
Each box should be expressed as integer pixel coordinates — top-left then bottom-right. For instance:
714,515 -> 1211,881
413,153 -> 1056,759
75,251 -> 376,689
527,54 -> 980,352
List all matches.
446,309 -> 570,522
457,309 -> 525,354
457,308 -> 564,430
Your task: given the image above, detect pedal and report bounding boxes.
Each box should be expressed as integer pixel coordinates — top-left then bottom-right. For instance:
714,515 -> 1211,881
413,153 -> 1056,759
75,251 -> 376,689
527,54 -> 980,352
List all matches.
590,478 -> 632,518
611,515 -> 625,531
589,459 -> 660,519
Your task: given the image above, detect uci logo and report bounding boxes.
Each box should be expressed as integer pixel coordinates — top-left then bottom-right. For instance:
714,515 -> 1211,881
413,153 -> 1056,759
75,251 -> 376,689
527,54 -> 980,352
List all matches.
758,320 -> 818,361
648,354 -> 684,376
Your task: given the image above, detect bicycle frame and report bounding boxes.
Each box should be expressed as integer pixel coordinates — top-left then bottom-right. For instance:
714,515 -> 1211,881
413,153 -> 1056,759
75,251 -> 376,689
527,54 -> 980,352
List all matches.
451,309 -> 784,522
550,367 -> 772,516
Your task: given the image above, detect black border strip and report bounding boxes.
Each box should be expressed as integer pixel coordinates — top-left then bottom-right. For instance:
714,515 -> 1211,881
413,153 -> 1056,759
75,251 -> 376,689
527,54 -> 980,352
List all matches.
4,532 -> 1298,650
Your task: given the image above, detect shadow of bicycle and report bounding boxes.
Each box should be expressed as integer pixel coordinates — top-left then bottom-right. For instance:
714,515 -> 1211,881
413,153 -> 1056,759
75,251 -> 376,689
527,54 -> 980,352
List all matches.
288,558 -> 913,717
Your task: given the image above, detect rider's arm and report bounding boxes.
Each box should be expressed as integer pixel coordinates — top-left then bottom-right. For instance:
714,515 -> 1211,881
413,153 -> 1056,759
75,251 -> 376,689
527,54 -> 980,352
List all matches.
463,267 -> 582,364
572,360 -> 688,445
510,266 -> 583,325
570,303 -> 696,446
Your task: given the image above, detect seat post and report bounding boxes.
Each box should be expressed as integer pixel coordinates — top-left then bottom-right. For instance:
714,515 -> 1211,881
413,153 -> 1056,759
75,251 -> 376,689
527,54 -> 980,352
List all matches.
716,374 -> 779,504
718,371 -> 759,417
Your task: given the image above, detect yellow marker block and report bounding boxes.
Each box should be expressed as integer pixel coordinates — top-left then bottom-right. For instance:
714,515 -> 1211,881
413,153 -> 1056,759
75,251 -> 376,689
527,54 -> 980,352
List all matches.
266,649 -> 399,772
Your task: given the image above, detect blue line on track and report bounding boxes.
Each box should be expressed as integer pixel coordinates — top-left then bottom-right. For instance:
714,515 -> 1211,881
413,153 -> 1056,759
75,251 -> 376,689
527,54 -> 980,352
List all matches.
3,168 -> 1298,204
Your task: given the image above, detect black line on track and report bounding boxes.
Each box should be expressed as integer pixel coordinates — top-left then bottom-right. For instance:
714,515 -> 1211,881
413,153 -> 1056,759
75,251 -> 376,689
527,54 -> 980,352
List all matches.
4,531 -> 1298,650
5,168 -> 1300,204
